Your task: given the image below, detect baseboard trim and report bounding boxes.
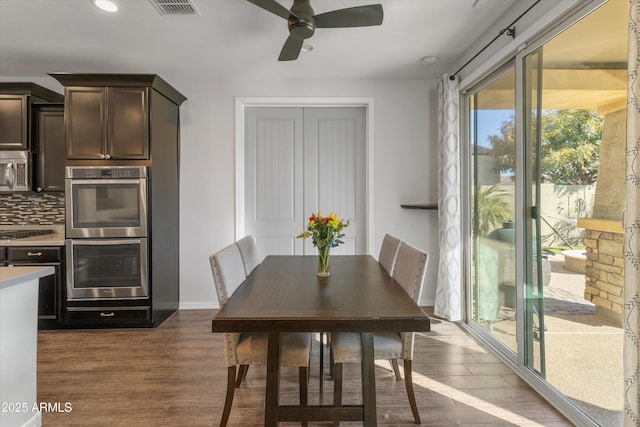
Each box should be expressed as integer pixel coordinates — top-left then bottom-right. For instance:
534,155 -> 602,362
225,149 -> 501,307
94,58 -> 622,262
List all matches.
420,298 -> 435,307
178,301 -> 219,310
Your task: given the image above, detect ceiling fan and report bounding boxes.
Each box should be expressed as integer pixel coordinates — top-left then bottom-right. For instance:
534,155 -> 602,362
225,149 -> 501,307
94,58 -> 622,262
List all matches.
247,0 -> 384,61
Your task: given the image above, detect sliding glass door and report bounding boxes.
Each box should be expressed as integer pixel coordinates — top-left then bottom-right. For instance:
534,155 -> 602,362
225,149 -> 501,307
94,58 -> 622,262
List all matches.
523,47 -> 546,377
464,1 -> 626,425
469,66 -> 517,354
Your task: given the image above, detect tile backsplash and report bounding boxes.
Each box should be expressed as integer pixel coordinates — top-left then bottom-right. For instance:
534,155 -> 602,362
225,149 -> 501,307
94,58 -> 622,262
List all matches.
0,193 -> 65,225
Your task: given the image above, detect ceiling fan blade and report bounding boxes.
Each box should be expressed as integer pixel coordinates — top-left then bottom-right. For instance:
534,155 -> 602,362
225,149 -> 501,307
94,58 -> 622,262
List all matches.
246,0 -> 293,20
314,4 -> 383,28
278,35 -> 304,61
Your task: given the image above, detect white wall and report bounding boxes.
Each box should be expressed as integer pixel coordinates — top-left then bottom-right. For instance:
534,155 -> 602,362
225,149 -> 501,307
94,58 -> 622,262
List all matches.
0,75 -> 440,308
170,77 -> 440,308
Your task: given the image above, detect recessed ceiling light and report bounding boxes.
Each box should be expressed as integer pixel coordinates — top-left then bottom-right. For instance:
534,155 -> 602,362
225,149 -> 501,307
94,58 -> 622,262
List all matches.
421,56 -> 439,65
301,44 -> 314,53
93,0 -> 118,12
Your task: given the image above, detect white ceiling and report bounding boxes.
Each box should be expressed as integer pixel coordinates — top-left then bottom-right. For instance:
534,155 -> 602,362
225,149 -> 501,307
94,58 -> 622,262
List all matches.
0,0 -> 517,83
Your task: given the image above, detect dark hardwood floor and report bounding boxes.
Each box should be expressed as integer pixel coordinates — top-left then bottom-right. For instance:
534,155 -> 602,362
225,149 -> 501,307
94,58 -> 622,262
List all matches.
37,310 -> 572,426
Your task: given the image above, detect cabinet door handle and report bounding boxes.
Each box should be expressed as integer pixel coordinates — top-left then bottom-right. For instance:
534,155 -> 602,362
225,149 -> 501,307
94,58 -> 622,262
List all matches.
7,160 -> 14,189
105,154 -> 112,160
27,252 -> 43,257
100,154 -> 106,159
100,312 -> 115,317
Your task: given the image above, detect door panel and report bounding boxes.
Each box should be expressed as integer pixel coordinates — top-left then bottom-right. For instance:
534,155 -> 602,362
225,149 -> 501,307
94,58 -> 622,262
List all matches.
245,106 -> 366,257
65,87 -> 105,159
523,47 -> 545,376
245,107 -> 304,255
0,94 -> 27,149
303,107 -> 366,255
108,87 -> 148,159
469,67 -> 517,354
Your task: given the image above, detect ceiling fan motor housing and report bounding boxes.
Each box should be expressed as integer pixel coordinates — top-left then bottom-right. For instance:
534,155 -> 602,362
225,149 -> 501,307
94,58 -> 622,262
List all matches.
289,0 -> 315,39
288,17 -> 315,39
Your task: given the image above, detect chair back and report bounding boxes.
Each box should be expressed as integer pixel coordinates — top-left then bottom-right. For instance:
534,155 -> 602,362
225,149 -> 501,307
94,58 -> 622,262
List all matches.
236,235 -> 261,276
392,242 -> 429,361
210,244 -> 248,367
378,233 -> 401,275
392,242 -> 429,303
210,243 -> 247,306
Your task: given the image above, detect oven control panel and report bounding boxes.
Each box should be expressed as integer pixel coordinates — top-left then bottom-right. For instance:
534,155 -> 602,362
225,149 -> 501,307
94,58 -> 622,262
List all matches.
66,166 -> 147,179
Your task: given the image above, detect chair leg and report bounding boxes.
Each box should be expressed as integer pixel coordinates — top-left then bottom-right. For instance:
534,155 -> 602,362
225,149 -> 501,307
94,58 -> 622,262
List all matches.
390,358 -> 401,380
403,360 -> 421,424
299,367 -> 308,427
220,366 -> 237,427
235,365 -> 248,387
333,363 -> 343,427
329,346 -> 335,380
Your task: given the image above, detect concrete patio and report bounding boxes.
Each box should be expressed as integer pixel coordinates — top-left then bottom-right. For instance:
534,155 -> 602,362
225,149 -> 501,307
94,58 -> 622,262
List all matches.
489,252 -> 623,426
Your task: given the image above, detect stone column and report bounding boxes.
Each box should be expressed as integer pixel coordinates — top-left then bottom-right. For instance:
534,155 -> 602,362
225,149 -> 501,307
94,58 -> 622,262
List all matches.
576,108 -> 626,325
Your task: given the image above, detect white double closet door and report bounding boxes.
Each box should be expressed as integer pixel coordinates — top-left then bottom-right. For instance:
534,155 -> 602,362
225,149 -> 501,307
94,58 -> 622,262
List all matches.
244,106 -> 366,256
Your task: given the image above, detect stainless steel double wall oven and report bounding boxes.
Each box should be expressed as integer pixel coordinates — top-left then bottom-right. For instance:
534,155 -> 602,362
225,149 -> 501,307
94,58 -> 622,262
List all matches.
65,166 -> 149,301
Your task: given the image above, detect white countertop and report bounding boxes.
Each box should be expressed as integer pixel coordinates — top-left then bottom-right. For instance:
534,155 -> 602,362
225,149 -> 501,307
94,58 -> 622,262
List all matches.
0,266 -> 55,289
1,265 -> 49,427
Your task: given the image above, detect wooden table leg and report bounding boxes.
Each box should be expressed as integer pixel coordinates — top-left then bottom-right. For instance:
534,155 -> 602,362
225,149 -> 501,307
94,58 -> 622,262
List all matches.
319,332 -> 324,405
360,332 -> 377,426
265,332 -> 281,427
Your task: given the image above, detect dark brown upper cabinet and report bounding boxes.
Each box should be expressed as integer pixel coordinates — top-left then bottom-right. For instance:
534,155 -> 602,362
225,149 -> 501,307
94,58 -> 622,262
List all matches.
0,84 -> 64,150
65,86 -> 149,160
32,103 -> 65,192
50,74 -> 187,164
0,94 -> 28,149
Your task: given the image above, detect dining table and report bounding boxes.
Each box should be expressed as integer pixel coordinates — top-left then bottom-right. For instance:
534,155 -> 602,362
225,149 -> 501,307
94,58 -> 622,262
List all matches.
211,255 -> 431,426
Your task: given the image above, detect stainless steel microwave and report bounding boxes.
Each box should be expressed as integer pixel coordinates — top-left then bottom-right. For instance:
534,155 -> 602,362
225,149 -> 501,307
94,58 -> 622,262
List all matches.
0,151 -> 30,192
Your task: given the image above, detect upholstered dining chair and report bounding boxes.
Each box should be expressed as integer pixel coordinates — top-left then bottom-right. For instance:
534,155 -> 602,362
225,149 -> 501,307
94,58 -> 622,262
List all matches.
378,233 -> 402,275
330,242 -> 429,425
235,235 -> 261,276
210,243 -> 311,427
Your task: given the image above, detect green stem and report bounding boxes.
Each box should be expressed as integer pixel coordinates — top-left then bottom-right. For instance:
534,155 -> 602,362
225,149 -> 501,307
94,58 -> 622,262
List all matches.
318,246 -> 330,276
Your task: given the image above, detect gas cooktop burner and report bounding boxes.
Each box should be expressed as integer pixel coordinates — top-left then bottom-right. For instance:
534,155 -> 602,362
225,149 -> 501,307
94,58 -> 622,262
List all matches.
0,229 -> 54,240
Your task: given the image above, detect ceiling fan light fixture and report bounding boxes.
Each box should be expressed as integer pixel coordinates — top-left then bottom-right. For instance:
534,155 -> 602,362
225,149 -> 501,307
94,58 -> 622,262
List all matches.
301,44 -> 314,53
93,0 -> 118,12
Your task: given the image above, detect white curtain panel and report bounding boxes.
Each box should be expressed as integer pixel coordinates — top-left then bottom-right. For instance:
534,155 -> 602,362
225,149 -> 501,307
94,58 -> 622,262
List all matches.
434,75 -> 462,322
625,0 -> 640,424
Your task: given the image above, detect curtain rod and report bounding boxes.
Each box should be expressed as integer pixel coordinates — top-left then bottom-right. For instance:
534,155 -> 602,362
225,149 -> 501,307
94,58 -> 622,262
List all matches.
449,0 -> 542,81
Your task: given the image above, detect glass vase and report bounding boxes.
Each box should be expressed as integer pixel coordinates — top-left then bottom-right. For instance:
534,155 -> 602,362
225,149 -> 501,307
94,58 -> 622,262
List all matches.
317,246 -> 331,277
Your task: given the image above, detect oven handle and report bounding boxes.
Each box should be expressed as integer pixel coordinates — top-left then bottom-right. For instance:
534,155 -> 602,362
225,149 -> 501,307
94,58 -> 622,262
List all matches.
67,238 -> 147,246
66,178 -> 146,185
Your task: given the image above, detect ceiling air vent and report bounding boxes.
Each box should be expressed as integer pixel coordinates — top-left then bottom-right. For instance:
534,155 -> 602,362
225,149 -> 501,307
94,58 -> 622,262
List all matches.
149,0 -> 201,16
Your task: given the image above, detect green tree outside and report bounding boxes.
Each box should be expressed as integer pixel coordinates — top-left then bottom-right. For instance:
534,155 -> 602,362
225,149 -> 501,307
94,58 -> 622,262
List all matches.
488,109 -> 603,185
472,183 -> 512,237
